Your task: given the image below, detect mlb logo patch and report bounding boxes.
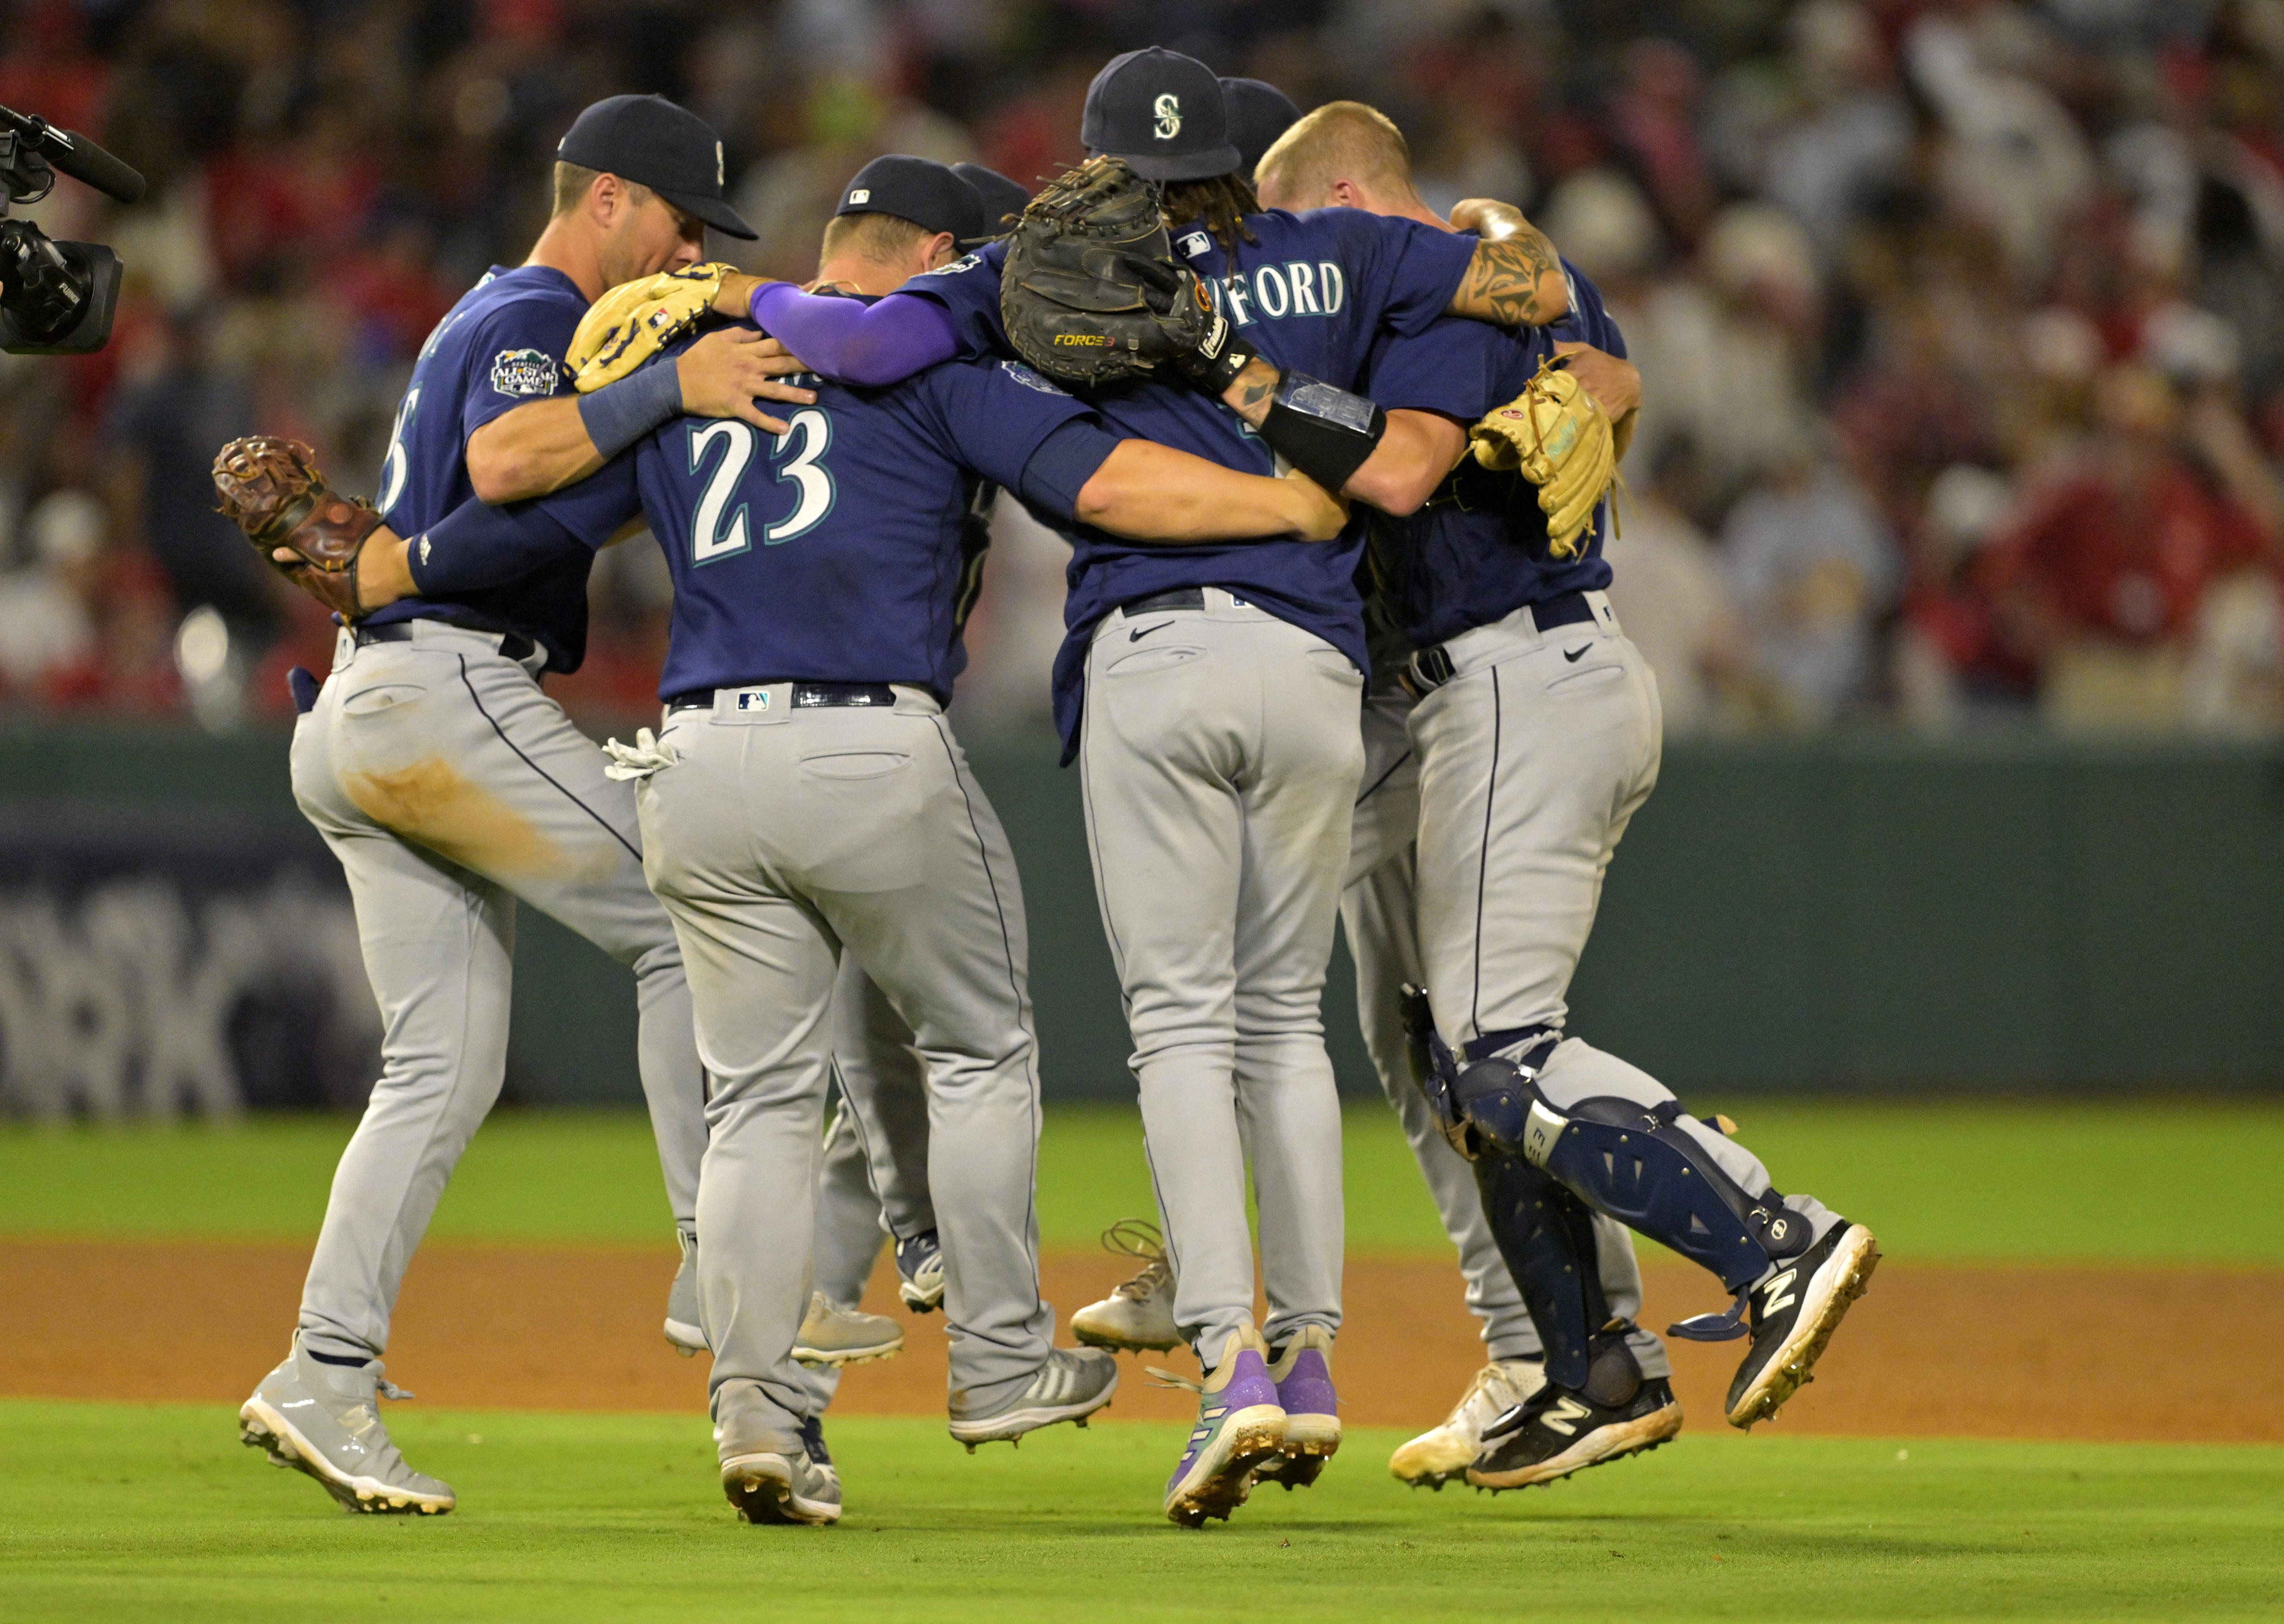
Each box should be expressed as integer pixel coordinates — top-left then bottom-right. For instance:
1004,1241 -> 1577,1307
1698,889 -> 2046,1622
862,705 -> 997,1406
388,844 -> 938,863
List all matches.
736,690 -> 769,711
1178,231 -> 1211,259
848,188 -> 870,205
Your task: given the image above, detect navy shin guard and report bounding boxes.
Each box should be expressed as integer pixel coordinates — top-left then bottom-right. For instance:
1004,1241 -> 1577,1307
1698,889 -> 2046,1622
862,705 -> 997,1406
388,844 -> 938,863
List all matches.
1474,1150 -> 1608,1390
1528,1096 -> 1810,1293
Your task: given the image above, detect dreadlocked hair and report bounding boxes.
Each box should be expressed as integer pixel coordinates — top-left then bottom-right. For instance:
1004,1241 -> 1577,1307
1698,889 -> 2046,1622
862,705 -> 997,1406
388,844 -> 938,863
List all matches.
1161,174 -> 1259,256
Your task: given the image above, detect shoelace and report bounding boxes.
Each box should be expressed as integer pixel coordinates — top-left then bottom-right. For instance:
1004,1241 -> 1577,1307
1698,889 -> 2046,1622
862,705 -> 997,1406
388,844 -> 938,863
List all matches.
1100,1218 -> 1173,1302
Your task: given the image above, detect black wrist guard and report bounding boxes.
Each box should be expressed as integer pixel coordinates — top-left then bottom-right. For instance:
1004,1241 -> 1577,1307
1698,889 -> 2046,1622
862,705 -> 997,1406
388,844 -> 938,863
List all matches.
1260,370 -> 1387,492
1173,305 -> 1258,394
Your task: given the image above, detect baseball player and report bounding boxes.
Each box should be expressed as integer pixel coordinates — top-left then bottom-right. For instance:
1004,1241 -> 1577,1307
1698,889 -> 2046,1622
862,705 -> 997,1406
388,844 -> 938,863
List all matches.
662,47 -> 1577,1525
1253,104 -> 1882,1490
336,152 -> 1353,1525
1049,89 -> 1657,1484
231,95 -> 815,1517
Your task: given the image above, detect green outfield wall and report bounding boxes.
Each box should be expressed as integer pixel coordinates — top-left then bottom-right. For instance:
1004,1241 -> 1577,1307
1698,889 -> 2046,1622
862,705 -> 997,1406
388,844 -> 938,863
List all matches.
3,722 -> 2278,1106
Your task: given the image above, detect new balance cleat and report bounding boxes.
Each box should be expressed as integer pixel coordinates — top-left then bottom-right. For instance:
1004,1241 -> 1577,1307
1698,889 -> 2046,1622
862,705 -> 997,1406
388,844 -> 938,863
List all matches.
947,1347 -> 1119,1448
664,1227 -> 706,1356
1389,1358 -> 1546,1488
1160,1328 -> 1286,1527
239,1336 -> 455,1515
1725,1220 -> 1881,1428
792,1291 -> 904,1368
1466,1327 -> 1681,1491
895,1229 -> 945,1314
1254,1326 -> 1338,1490
1069,1219 -> 1181,1352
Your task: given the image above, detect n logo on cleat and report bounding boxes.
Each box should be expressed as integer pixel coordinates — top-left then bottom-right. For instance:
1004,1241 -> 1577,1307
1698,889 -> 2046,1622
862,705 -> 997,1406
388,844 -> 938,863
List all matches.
1540,1397 -> 1593,1437
1760,1269 -> 1799,1315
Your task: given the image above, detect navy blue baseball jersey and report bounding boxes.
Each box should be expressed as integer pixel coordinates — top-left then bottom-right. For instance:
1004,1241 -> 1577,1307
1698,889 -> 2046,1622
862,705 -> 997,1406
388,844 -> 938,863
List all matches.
894,210 -> 1477,755
361,264 -> 596,671
529,335 -> 1112,703
1361,261 -> 1627,652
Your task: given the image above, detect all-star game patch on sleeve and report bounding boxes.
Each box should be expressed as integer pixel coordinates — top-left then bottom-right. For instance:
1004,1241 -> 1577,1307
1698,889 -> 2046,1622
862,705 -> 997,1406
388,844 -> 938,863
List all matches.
461,282 -> 584,438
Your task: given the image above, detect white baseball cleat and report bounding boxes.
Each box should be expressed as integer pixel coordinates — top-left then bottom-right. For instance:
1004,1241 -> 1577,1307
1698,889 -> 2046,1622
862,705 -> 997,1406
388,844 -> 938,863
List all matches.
1388,1358 -> 1547,1488
239,1336 -> 455,1515
664,1227 -> 705,1356
1069,1219 -> 1181,1352
792,1291 -> 905,1368
947,1348 -> 1119,1449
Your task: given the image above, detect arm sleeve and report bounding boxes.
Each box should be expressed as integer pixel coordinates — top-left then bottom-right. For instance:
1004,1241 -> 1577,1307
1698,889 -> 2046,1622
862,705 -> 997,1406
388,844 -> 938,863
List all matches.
1016,420 -> 1122,521
460,294 -> 583,439
406,498 -> 597,596
750,283 -> 958,386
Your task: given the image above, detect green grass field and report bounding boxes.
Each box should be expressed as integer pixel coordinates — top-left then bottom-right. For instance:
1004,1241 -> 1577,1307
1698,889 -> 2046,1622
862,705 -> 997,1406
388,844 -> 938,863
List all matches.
6,1101 -> 2282,1619
5,1403 -> 2280,1623
5,1100 -> 2284,1261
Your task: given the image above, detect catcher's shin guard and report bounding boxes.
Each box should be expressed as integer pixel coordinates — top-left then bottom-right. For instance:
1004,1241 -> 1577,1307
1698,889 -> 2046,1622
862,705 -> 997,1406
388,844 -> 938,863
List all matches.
1527,1094 -> 1812,1294
1473,1149 -> 1608,1390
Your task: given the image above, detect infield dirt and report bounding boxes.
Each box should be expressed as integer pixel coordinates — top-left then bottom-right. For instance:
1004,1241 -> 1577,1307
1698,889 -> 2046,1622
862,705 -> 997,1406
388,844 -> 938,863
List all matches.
6,1239 -> 2280,1443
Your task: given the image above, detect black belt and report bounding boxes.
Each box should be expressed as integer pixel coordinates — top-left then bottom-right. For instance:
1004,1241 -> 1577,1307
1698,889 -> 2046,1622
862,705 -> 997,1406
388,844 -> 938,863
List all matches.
666,681 -> 899,713
354,622 -> 536,663
1122,586 -> 1247,616
1404,592 -> 1595,695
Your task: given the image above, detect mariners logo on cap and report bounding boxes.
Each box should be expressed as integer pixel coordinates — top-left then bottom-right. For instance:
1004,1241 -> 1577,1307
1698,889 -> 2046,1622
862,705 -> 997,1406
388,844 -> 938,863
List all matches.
1154,94 -> 1181,140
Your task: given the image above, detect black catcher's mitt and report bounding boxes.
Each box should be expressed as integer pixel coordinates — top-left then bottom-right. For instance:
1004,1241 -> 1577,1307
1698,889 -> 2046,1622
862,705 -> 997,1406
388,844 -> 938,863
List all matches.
999,155 -> 1211,386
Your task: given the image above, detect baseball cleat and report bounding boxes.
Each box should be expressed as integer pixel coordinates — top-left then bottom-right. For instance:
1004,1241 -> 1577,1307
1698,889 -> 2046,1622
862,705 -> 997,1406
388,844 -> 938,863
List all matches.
720,1446 -> 842,1526
1466,1327 -> 1681,1492
1389,1358 -> 1546,1488
1725,1220 -> 1881,1429
1159,1328 -> 1286,1527
895,1229 -> 945,1314
1254,1326 -> 1338,1490
664,1227 -> 705,1356
947,1347 -> 1119,1448
239,1336 -> 455,1515
792,1291 -> 904,1368
1069,1219 -> 1181,1352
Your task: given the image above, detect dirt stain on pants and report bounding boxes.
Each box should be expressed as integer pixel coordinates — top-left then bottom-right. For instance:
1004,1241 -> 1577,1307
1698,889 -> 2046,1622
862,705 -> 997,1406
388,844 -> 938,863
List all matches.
344,756 -> 591,881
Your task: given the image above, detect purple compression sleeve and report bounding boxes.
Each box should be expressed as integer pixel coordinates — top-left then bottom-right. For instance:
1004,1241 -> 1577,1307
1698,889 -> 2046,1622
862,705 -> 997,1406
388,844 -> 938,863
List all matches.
749,282 -> 958,387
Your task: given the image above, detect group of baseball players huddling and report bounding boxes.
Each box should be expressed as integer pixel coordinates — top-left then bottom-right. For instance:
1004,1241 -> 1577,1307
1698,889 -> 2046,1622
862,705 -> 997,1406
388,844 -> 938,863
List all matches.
213,45 -> 1879,1531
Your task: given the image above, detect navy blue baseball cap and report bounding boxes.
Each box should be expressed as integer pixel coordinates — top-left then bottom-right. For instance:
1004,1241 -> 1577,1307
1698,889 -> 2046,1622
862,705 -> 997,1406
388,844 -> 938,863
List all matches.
1081,48 -> 1240,183
1221,78 -> 1302,178
557,93 -> 757,239
834,155 -> 985,245
952,162 -> 1031,241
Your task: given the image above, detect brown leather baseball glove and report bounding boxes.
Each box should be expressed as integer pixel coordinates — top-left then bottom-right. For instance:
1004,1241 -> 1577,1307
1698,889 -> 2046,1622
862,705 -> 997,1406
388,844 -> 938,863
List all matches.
212,436 -> 382,619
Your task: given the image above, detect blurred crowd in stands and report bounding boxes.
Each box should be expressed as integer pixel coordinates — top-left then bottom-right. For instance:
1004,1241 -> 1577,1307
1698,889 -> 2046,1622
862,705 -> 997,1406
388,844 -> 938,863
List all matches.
2,0 -> 2282,735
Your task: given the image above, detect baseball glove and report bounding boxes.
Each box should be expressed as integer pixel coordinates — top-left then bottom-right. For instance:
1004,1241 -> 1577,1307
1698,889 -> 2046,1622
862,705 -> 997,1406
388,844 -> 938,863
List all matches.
569,261 -> 734,392
999,155 -> 1211,386
212,436 -> 381,619
1467,356 -> 1621,560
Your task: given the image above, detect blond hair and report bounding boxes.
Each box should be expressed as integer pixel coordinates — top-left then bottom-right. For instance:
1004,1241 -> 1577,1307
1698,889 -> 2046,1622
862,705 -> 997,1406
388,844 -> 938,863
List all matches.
818,210 -> 936,266
1253,101 -> 1416,208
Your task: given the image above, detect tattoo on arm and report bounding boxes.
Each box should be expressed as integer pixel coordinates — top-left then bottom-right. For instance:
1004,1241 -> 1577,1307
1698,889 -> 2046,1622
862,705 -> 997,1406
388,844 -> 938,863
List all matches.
1224,356 -> 1282,427
1448,229 -> 1566,327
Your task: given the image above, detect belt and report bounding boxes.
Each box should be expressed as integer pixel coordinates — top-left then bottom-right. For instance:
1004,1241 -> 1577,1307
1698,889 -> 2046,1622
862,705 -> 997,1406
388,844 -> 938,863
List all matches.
1122,586 -> 1248,616
1403,591 -> 1595,696
353,621 -> 536,663
666,681 -> 899,713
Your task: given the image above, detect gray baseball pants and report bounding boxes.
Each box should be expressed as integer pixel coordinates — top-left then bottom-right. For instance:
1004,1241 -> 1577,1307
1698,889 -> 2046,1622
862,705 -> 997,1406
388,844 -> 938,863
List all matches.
637,685 -> 1050,1443
1409,593 -> 1836,1258
1342,688 -> 1663,1374
289,621 -> 707,1363
1079,590 -> 1363,1362
804,953 -> 937,1413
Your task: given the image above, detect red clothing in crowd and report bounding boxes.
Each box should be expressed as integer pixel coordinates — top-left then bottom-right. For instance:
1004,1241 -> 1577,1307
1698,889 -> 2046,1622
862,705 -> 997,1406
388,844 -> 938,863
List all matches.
1981,455 -> 2272,646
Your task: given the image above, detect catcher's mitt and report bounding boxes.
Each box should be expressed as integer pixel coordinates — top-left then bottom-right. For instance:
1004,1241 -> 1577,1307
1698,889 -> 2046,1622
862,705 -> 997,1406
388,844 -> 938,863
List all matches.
212,436 -> 380,619
1467,356 -> 1621,560
999,155 -> 1211,386
569,261 -> 733,392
